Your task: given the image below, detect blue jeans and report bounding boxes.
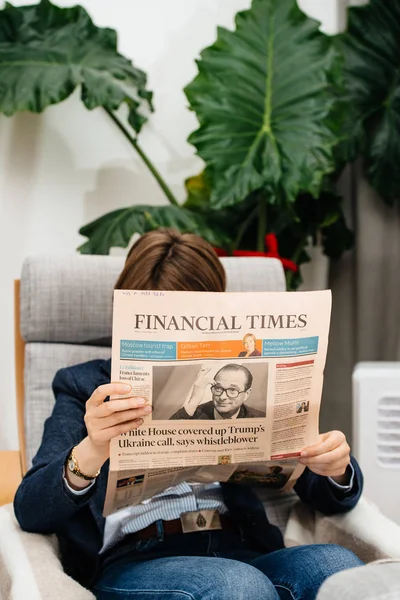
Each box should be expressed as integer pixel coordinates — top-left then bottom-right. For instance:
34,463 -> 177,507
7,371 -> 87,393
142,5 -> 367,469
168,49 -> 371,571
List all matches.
94,528 -> 363,600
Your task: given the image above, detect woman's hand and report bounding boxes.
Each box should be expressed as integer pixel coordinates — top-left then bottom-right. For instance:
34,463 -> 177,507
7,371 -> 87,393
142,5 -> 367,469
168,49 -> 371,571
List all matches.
67,383 -> 151,489
84,383 -> 151,450
299,430 -> 351,485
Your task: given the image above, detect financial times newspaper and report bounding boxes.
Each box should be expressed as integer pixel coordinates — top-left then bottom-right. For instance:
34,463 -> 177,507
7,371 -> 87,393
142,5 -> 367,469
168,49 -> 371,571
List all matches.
104,289 -> 331,516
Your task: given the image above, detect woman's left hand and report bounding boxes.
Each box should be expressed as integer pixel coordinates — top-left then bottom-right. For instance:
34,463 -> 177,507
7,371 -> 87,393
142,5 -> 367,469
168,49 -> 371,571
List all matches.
300,430 -> 351,485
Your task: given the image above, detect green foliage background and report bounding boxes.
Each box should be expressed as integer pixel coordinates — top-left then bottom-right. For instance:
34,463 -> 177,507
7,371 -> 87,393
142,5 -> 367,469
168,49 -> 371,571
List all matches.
0,0 -> 396,288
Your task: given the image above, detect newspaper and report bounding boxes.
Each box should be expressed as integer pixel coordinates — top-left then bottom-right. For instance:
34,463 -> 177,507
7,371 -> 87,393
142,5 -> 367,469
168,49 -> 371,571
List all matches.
104,289 -> 331,516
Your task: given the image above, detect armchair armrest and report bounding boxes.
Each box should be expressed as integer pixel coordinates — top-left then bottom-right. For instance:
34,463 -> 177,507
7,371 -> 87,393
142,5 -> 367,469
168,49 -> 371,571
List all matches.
0,451 -> 22,506
0,504 -> 94,600
285,497 -> 400,562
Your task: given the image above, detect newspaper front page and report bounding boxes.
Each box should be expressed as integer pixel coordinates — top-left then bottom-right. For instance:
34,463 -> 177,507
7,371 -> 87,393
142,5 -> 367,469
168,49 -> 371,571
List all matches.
104,290 -> 331,516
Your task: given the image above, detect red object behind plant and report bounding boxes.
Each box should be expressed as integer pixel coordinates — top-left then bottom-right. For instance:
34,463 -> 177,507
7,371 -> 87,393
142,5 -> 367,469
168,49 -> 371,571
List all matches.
215,233 -> 298,273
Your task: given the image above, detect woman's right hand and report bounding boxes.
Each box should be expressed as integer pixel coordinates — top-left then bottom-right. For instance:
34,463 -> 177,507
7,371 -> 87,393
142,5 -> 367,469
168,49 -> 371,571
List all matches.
67,383 -> 151,489
84,383 -> 151,451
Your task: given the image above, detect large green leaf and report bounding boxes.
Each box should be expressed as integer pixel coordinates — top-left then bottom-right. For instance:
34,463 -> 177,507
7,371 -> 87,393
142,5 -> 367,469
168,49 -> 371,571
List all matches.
340,0 -> 400,203
0,0 -> 152,133
183,171 -> 262,251
78,205 -> 232,255
185,0 -> 341,209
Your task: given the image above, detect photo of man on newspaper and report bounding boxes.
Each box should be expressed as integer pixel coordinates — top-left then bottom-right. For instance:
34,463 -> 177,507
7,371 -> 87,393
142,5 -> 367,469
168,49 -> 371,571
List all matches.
218,455 -> 232,465
228,464 -> 290,489
151,362 -> 267,420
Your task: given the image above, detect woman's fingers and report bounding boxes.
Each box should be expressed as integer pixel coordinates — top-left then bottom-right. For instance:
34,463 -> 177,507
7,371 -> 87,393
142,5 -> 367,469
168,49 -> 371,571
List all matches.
300,430 -> 350,477
92,418 -> 145,444
84,383 -> 151,447
88,383 -> 132,407
300,444 -> 348,466
96,406 -> 152,430
301,431 -> 345,458
95,397 -> 147,417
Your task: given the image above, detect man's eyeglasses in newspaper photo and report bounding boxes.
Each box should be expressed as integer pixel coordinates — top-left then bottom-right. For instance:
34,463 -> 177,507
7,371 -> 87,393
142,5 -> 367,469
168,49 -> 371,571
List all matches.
210,384 -> 247,399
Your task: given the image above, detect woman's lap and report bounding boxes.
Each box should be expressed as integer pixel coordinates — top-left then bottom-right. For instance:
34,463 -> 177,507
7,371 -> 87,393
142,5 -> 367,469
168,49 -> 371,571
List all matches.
94,544 -> 363,600
94,555 -> 279,600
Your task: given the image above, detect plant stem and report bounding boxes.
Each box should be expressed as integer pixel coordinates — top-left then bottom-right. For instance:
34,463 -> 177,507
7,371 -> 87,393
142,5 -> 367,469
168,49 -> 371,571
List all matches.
257,196 -> 267,252
234,204 -> 259,250
285,271 -> 294,291
103,108 -> 179,206
285,235 -> 308,290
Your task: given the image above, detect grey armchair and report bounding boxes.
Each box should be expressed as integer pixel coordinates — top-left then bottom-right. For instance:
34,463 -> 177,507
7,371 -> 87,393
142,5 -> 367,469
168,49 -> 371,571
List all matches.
0,254 -> 399,600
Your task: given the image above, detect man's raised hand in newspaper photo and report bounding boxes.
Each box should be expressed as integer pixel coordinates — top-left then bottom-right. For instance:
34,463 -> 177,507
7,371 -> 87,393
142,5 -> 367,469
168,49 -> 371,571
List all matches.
170,363 -> 266,420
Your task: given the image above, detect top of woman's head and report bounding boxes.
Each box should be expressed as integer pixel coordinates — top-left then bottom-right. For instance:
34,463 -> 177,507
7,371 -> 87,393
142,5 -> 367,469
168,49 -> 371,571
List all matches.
115,229 -> 226,293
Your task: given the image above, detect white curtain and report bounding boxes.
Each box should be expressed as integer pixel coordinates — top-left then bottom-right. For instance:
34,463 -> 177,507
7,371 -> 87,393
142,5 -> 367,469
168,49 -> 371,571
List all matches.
321,163 -> 400,441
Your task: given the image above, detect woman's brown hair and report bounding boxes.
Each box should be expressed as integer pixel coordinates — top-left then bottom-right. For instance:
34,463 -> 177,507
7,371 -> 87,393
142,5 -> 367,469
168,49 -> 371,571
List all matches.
243,333 -> 257,344
115,229 -> 226,293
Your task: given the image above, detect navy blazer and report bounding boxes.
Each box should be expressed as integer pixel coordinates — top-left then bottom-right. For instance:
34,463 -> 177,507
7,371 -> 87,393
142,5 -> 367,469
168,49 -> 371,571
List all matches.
14,359 -> 363,589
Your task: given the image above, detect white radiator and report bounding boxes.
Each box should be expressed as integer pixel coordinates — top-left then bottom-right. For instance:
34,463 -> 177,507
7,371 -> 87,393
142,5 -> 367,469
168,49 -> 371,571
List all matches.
353,363 -> 400,524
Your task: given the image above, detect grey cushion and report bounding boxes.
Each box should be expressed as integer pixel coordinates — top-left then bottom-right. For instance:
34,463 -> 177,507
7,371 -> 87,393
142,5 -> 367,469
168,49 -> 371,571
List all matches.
21,255 -> 123,345
25,343 -> 111,467
20,255 -> 285,343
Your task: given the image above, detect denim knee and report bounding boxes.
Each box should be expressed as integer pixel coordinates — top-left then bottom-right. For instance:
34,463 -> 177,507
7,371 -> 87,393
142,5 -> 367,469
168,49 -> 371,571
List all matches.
191,558 -> 279,600
307,544 -> 363,576
95,556 -> 279,600
295,544 -> 364,593
253,543 -> 363,599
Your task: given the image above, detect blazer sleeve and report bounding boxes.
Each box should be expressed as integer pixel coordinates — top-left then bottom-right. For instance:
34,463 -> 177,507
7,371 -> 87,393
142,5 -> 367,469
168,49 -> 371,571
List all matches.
14,368 -> 103,534
293,455 -> 363,515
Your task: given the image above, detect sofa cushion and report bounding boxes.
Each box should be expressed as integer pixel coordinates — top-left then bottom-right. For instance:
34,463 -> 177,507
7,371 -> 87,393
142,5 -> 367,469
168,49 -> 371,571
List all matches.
25,343 -> 111,467
20,255 -> 285,344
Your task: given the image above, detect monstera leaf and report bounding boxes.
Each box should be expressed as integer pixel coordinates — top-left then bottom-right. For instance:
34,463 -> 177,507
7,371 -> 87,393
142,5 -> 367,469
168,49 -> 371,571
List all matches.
77,171 -> 258,255
0,0 -> 152,132
185,0 -> 342,209
340,0 -> 400,203
78,205 -> 232,255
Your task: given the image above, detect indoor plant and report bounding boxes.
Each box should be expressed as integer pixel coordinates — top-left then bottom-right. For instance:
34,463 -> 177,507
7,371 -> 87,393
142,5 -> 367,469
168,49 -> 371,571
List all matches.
78,0 -> 353,289
1,0 -> 395,287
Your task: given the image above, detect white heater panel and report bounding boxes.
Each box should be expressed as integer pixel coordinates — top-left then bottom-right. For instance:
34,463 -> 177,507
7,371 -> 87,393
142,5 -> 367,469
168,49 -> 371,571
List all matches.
353,363 -> 400,524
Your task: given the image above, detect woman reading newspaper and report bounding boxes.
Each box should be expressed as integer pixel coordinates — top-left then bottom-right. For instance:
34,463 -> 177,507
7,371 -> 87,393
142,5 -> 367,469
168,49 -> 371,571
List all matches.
14,229 -> 363,600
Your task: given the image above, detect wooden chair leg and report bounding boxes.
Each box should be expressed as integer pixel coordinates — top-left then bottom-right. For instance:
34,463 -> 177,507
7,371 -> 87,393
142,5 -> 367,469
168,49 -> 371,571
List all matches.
0,451 -> 22,506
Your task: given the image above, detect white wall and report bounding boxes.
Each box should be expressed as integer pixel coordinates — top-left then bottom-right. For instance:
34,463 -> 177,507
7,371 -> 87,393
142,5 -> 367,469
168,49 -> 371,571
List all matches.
0,0 -> 346,450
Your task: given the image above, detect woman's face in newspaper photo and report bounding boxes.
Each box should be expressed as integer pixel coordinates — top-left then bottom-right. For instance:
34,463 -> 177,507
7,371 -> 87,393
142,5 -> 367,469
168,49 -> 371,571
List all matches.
211,367 -> 251,417
244,335 -> 256,353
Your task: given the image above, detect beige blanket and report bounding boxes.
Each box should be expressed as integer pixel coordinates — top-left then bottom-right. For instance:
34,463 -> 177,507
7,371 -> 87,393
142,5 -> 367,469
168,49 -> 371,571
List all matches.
0,505 -> 94,600
1,497 -> 400,600
285,496 -> 400,563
